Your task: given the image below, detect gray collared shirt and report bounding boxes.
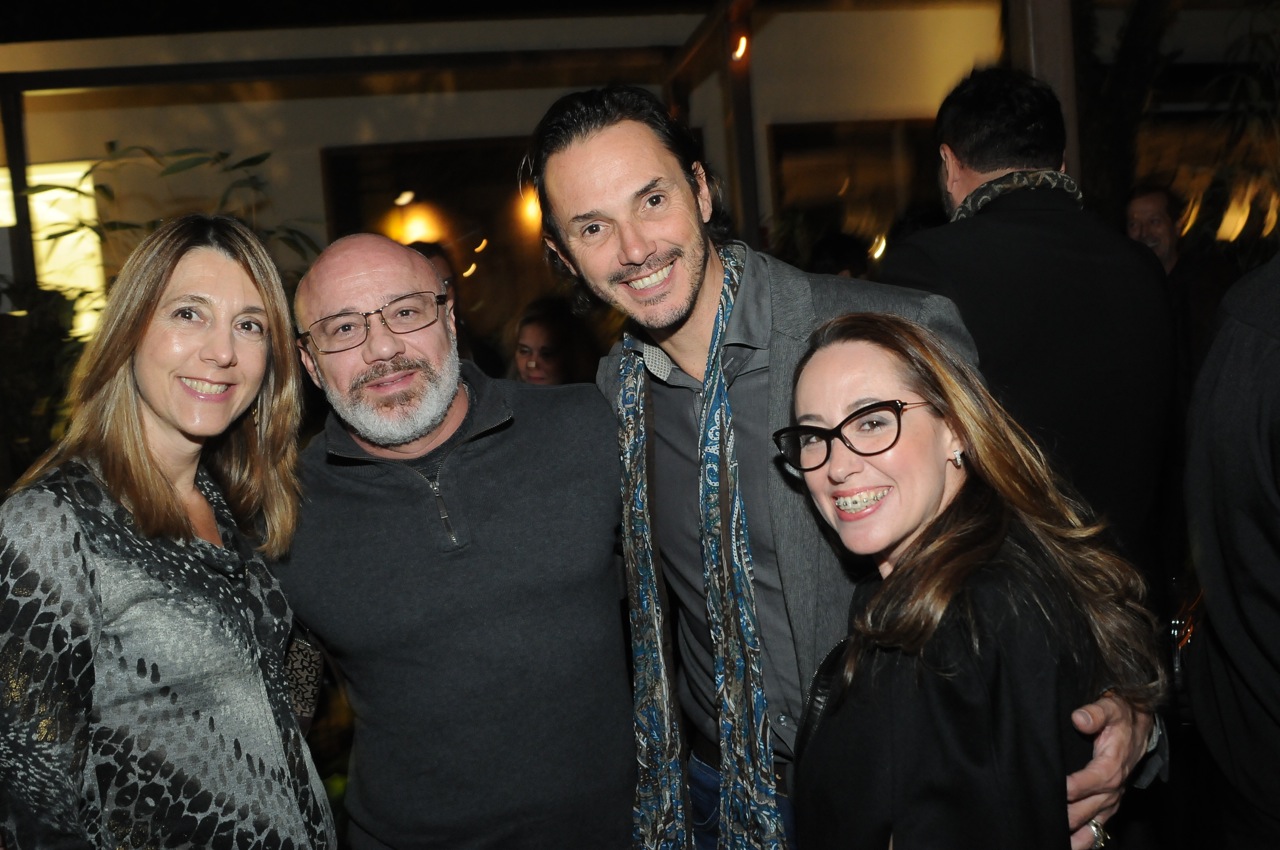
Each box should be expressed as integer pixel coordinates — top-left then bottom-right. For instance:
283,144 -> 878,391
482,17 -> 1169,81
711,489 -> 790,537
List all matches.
641,245 -> 804,760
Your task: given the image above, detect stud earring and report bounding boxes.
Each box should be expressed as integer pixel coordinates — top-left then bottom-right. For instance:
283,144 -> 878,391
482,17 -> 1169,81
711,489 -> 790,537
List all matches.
950,449 -> 964,469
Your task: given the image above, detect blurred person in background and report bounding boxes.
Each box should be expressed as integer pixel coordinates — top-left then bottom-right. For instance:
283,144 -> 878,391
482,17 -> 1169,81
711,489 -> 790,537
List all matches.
1126,184 -> 1237,403
511,295 -> 601,385
807,231 -> 871,279
0,214 -> 335,849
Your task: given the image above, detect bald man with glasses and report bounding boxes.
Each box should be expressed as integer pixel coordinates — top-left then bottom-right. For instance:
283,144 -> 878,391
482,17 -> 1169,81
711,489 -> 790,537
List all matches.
276,234 -> 634,850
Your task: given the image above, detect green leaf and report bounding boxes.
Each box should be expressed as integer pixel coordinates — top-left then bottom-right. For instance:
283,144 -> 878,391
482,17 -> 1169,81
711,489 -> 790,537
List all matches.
97,144 -> 163,168
159,156 -> 216,176
227,152 -> 271,170
280,226 -> 322,256
276,234 -> 306,261
24,184 -> 92,198
41,225 -> 90,240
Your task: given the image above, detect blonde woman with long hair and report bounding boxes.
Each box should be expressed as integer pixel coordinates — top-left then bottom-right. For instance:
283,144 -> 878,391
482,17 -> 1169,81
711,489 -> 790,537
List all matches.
0,215 -> 334,849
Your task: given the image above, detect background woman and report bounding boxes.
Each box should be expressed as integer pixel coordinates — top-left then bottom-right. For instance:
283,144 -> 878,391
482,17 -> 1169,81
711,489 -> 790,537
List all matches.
510,295 -> 600,385
0,215 -> 335,848
773,313 -> 1164,850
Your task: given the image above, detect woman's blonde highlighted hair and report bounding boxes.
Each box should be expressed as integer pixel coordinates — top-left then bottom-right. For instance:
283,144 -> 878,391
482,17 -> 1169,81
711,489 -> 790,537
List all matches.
796,312 -> 1166,710
15,214 -> 302,558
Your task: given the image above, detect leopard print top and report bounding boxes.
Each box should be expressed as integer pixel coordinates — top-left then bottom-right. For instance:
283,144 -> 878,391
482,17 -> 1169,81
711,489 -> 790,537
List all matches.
0,461 -> 335,849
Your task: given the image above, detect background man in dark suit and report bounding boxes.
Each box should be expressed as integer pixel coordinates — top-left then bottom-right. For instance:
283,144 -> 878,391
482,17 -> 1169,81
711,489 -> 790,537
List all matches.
880,67 -> 1177,619
879,66 -> 1172,849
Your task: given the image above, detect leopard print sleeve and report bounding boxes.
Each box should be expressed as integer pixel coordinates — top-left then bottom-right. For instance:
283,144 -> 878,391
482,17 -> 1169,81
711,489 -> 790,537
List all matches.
0,479 -> 100,849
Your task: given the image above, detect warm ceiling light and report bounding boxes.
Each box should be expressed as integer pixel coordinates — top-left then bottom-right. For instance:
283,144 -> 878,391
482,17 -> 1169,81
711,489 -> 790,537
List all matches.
871,234 -> 888,261
1263,192 -> 1278,238
523,195 -> 541,225
394,191 -> 414,206
732,35 -> 748,61
1180,194 -> 1200,236
387,202 -> 445,244
474,238 -> 488,252
462,263 -> 477,278
1216,178 -> 1260,243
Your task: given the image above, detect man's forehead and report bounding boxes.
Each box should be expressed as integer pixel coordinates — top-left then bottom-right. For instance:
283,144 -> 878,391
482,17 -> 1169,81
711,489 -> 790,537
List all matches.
552,121 -> 676,173
302,239 -> 439,315
544,121 -> 685,214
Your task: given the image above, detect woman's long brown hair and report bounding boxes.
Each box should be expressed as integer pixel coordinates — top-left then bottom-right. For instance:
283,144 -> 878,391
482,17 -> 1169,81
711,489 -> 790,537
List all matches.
14,214 -> 302,558
796,313 -> 1166,710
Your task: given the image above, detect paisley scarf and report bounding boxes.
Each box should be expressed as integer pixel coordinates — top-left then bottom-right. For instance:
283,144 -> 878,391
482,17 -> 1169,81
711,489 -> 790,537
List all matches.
620,247 -> 785,850
952,168 -> 1083,222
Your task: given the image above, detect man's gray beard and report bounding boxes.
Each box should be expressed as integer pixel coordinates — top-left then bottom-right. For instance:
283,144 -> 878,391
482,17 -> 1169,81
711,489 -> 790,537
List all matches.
320,344 -> 462,448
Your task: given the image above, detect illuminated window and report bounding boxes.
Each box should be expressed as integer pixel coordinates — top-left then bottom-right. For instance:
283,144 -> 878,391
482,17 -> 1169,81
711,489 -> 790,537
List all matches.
0,162 -> 106,337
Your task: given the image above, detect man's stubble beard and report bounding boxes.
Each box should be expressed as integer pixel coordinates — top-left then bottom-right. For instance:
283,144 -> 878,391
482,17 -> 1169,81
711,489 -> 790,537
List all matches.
318,337 -> 462,448
597,225 -> 713,335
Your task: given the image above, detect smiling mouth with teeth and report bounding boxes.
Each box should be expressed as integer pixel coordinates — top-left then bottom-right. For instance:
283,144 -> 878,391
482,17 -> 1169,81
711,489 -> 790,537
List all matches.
180,377 -> 231,394
835,488 -> 890,513
627,263 -> 673,291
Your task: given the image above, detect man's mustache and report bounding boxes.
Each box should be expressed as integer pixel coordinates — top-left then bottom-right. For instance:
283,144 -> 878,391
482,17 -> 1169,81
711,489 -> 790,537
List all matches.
349,357 -> 434,393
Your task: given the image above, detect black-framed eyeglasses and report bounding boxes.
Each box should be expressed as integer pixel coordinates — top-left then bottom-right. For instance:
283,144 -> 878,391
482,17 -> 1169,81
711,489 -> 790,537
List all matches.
299,291 -> 449,354
772,400 -> 932,472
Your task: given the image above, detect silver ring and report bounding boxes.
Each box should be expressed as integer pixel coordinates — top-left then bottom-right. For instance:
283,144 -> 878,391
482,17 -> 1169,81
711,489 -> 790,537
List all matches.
1088,818 -> 1109,849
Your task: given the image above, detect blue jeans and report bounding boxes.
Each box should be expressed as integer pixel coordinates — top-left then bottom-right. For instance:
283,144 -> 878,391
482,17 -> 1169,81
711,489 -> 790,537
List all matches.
687,752 -> 798,850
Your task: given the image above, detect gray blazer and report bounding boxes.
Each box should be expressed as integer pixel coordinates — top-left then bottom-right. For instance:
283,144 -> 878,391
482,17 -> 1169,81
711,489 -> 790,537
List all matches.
599,244 -> 977,696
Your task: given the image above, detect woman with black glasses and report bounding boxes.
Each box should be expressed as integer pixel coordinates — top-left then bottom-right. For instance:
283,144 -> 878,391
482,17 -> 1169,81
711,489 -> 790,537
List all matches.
773,313 -> 1165,850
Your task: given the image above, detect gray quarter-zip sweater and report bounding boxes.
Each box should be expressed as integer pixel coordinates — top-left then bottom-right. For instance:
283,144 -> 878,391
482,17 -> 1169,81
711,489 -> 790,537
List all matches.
277,363 -> 634,849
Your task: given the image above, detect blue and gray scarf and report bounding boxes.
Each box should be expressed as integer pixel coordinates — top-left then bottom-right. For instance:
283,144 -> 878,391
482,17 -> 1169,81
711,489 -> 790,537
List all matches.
619,247 -> 785,850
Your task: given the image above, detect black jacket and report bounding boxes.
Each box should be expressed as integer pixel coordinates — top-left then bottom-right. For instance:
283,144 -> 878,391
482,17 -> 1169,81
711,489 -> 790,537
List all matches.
1185,254 -> 1280,817
880,186 -> 1177,604
795,532 -> 1097,849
